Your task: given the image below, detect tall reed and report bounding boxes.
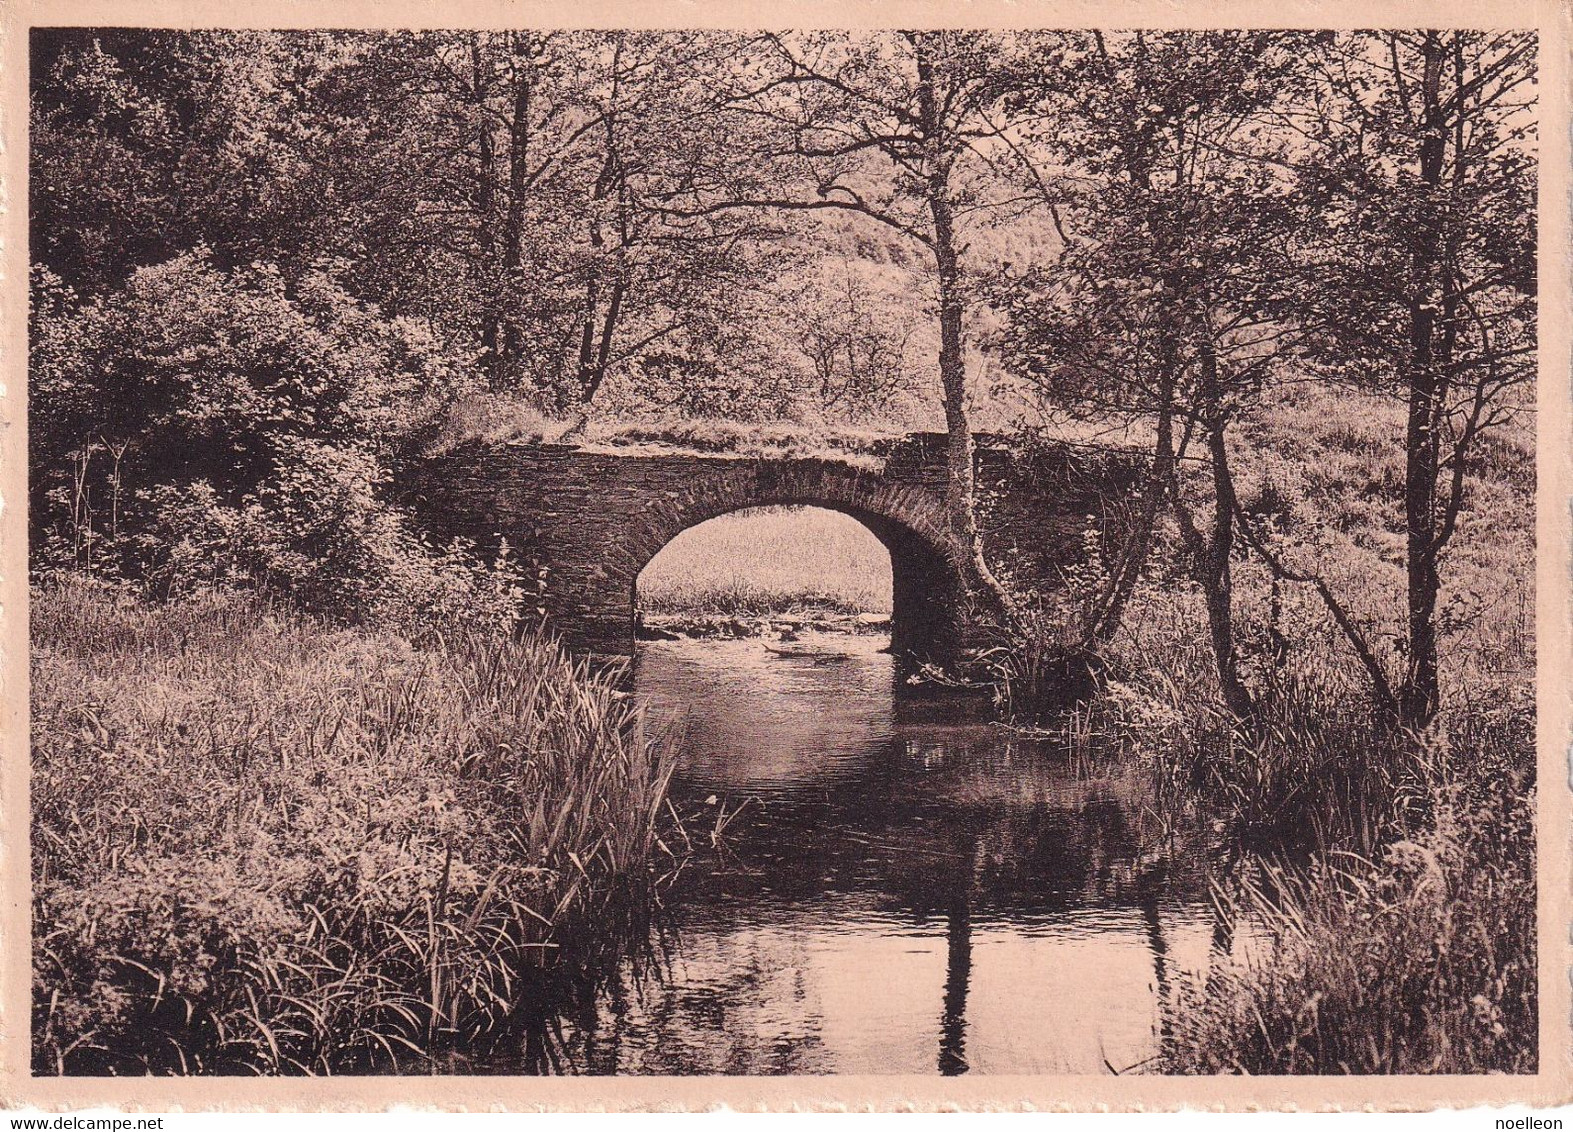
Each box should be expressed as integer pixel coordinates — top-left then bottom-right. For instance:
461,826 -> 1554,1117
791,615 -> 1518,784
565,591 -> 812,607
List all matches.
31,576 -> 678,1075
998,572 -> 1536,1074
1163,765 -> 1536,1074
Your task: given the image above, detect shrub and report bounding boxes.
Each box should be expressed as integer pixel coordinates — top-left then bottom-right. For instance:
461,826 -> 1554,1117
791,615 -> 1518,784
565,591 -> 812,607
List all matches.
29,253 -> 487,627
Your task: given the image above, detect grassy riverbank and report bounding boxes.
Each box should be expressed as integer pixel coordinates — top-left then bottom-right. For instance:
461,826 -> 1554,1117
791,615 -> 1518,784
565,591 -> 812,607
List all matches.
1045,382 -> 1539,1074
31,578 -> 677,1075
1167,779 -> 1536,1074
1082,580 -> 1538,1073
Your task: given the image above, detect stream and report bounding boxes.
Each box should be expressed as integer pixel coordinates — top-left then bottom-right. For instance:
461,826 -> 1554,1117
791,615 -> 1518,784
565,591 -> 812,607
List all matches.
536,633 -> 1237,1075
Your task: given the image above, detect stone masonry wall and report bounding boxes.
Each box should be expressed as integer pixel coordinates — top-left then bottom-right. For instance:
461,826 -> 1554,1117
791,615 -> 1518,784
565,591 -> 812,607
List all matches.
401,433 -> 1146,661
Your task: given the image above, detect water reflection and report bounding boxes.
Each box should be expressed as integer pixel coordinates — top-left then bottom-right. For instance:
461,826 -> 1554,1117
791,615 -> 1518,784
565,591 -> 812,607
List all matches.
541,635 -> 1230,1074
938,871 -> 973,1075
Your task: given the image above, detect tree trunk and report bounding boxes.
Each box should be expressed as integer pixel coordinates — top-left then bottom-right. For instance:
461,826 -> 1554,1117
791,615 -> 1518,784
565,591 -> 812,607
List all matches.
471,36 -> 502,389
1400,31 -> 1448,726
1202,414 -> 1253,718
499,32 -> 534,388
568,36 -> 634,409
1083,371 -> 1174,645
913,34 -> 1016,625
1166,340 -> 1253,720
930,208 -> 982,558
580,275 -> 625,404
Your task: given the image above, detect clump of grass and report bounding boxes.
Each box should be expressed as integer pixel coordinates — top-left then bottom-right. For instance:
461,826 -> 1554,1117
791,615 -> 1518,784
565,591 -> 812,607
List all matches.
422,392 -> 562,455
637,505 -> 892,618
642,582 -> 873,620
1164,762 -> 1535,1074
31,576 -> 678,1075
595,419 -> 896,466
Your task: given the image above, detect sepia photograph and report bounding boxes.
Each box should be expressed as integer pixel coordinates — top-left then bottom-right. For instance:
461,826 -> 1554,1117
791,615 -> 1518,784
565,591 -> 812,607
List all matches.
8,7 -> 1563,1104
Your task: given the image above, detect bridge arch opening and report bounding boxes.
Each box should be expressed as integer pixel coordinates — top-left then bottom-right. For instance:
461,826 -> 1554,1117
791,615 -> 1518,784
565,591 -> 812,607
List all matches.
637,504 -> 892,623
631,502 -> 967,664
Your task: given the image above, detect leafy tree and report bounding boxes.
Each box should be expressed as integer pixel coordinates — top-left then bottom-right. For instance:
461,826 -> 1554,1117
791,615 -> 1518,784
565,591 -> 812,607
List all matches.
999,31 -> 1311,716
32,29 -> 382,295
780,251 -> 921,420
359,30 -> 787,410
559,32 -> 790,410
1293,31 -> 1537,724
32,29 -> 791,416
658,30 -> 1049,614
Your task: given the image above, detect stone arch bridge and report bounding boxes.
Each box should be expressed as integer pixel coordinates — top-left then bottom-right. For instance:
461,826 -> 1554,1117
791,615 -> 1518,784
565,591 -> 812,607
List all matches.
404,433 -> 1145,666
